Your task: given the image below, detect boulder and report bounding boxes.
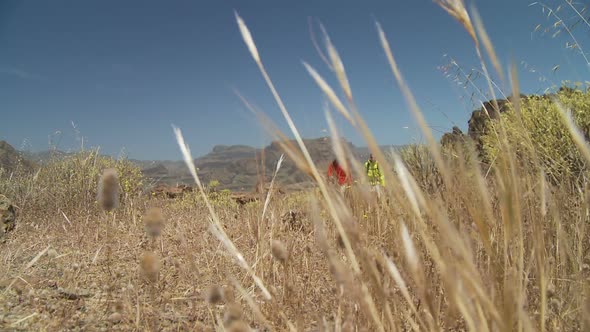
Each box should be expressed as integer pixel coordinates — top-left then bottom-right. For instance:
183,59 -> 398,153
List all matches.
0,194 -> 16,238
441,126 -> 468,148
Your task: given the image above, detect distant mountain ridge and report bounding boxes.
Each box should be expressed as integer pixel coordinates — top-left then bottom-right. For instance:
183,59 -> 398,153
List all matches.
22,149 -> 72,163
142,138 -> 406,191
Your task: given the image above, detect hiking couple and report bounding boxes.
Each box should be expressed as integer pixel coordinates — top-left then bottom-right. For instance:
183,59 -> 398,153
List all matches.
327,154 -> 385,195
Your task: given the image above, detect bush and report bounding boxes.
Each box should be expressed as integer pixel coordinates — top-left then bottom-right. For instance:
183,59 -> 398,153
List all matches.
481,87 -> 590,183
398,144 -> 443,192
0,149 -> 144,218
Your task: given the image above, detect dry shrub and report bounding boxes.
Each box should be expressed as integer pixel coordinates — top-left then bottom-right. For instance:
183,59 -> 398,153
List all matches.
482,86 -> 590,184
398,144 -> 443,192
0,148 -> 144,217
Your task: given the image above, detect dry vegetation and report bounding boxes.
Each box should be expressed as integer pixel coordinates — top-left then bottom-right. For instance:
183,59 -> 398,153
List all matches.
2,0 -> 590,331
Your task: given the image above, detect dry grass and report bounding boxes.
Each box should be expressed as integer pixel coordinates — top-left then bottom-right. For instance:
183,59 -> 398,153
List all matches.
2,1 -> 590,331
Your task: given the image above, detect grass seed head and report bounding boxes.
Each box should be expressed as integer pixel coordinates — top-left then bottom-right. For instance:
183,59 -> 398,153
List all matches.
226,320 -> 251,332
329,256 -> 351,286
235,12 -> 260,64
144,207 -> 164,238
223,285 -> 235,303
205,285 -> 223,305
223,302 -> 243,326
47,248 -> 58,259
193,321 -> 213,332
271,240 -> 288,263
108,312 -> 122,324
583,295 -> 590,331
435,0 -> 476,43
547,283 -> 555,298
139,252 -> 160,283
98,168 -> 119,211
114,301 -> 124,312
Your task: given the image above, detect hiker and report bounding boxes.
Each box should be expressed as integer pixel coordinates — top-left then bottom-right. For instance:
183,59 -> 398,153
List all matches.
327,159 -> 351,192
365,154 -> 384,196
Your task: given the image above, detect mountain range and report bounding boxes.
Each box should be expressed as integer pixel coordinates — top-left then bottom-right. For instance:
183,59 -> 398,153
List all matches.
138,138 -> 405,191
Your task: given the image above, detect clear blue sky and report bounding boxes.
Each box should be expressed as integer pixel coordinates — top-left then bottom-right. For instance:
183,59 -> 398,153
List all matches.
1,0 -> 588,160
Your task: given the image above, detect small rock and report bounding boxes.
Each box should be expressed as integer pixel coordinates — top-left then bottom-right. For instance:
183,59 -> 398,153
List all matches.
108,312 -> 122,324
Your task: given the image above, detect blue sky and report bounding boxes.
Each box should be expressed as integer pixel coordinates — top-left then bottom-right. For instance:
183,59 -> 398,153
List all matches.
1,0 -> 588,160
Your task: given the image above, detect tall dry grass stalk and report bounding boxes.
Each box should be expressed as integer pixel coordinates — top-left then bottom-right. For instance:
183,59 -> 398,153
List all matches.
97,168 -> 119,315
236,12 -> 364,281
139,251 -> 160,330
173,126 -> 273,305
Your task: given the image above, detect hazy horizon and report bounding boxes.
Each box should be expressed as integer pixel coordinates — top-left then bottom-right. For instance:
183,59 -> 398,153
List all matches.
1,0 -> 588,160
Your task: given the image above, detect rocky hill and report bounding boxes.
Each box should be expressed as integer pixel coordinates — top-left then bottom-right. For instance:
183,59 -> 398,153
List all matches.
0,141 -> 35,174
148,137 -> 352,191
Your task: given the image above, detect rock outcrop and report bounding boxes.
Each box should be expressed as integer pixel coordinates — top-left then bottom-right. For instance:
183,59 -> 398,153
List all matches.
441,126 -> 468,148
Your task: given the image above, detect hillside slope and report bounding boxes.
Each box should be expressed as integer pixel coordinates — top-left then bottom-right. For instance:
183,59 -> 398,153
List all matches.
0,141 -> 34,173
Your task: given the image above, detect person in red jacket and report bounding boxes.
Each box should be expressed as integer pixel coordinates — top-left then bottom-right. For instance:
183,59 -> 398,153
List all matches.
327,159 -> 352,190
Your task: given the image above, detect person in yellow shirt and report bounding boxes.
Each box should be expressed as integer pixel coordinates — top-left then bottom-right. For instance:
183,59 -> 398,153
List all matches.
365,154 -> 384,197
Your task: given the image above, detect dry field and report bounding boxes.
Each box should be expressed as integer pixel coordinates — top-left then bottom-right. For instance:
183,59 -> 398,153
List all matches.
2,1 -> 590,331
0,188 -> 350,331
1,144 -> 589,331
